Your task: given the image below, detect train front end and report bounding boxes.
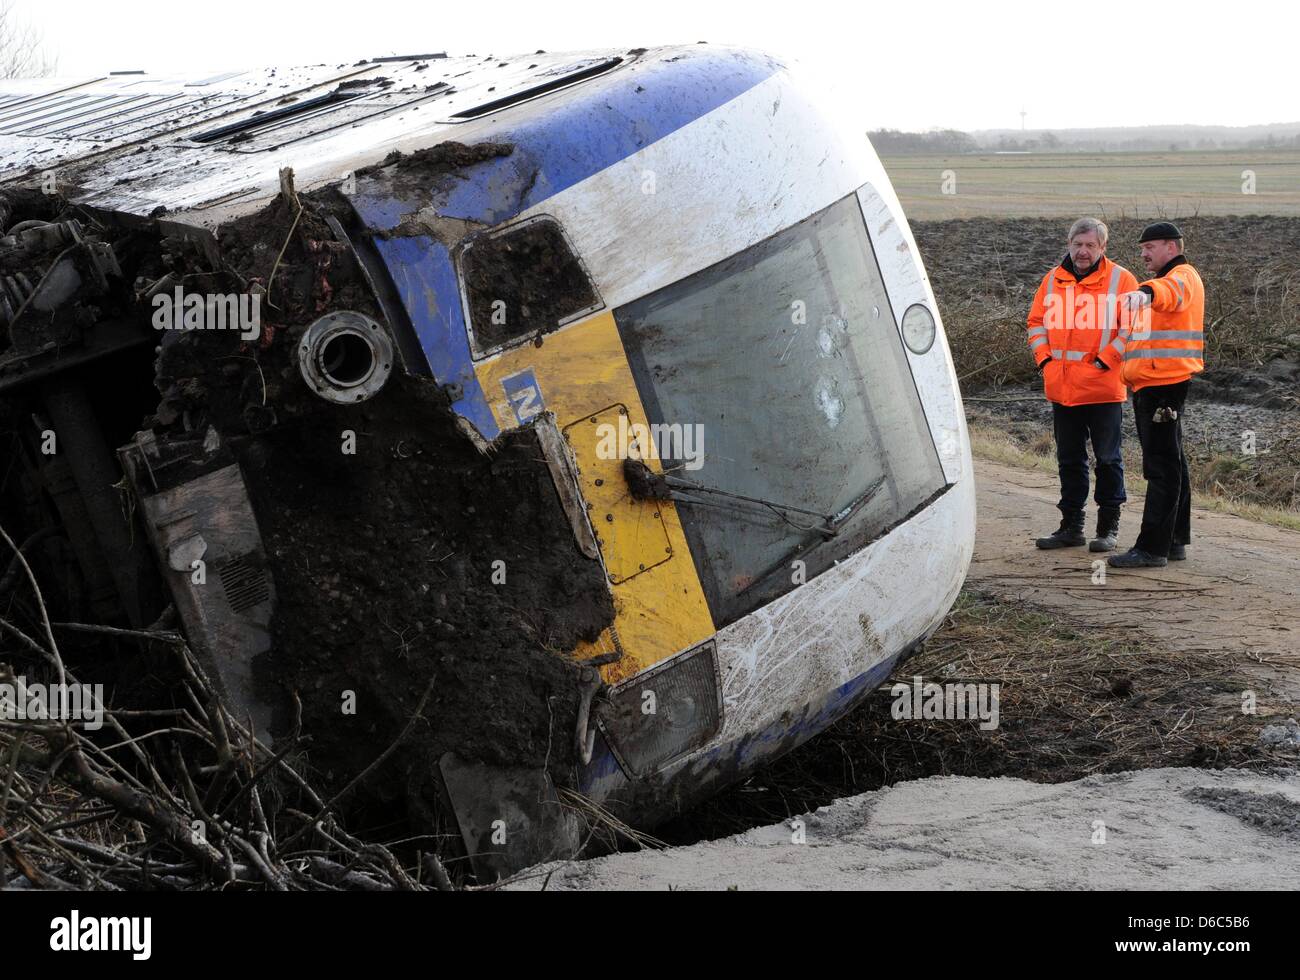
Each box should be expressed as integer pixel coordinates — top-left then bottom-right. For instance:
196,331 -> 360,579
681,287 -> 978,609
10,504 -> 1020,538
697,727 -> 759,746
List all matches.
412,46 -> 977,828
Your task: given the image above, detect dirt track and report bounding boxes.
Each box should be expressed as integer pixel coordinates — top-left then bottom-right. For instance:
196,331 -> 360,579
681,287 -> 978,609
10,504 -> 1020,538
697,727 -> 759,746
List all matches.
970,457 -> 1300,707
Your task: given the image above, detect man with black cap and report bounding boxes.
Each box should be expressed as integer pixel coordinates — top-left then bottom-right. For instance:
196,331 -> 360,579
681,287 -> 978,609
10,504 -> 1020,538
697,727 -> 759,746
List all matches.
1110,221 -> 1205,569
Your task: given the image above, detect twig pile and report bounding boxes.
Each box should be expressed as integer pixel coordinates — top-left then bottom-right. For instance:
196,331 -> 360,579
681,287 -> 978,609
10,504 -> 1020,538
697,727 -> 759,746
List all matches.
0,524 -> 454,891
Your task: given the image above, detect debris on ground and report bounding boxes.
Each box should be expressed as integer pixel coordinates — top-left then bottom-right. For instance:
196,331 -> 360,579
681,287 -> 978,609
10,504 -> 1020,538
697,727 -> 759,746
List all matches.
1185,785 -> 1300,842
1259,719 -> 1300,750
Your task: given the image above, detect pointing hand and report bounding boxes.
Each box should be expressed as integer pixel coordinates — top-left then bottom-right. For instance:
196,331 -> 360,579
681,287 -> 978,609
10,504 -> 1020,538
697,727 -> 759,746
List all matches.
1119,290 -> 1150,314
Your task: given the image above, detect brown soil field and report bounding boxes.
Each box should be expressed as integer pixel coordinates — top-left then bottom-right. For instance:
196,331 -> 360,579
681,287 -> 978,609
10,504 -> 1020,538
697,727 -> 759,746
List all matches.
911,216 -> 1300,514
913,215 -> 1300,388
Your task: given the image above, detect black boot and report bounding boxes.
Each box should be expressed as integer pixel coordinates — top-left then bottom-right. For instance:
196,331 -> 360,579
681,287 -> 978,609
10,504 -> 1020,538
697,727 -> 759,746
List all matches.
1036,509 -> 1086,549
1089,506 -> 1121,553
1108,547 -> 1167,568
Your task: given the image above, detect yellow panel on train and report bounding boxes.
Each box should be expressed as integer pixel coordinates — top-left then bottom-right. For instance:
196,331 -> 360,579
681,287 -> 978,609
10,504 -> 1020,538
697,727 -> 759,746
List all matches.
474,311 -> 715,684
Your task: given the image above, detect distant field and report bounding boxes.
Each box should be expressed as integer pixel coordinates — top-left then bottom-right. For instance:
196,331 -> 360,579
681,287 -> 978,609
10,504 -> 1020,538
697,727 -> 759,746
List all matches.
880,149 -> 1300,219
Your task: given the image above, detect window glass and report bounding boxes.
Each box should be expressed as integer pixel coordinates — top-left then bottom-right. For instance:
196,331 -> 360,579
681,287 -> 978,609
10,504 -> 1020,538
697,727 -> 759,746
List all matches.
615,194 -> 946,626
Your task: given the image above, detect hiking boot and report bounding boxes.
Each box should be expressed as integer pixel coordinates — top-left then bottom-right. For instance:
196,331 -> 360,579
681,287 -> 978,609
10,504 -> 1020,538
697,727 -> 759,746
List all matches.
1169,543 -> 1187,561
1036,509 -> 1086,549
1107,547 -> 1168,569
1089,506 -> 1121,552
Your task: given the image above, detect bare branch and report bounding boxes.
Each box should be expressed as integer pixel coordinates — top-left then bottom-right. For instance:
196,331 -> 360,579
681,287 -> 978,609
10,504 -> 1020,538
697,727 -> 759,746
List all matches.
0,1 -> 56,80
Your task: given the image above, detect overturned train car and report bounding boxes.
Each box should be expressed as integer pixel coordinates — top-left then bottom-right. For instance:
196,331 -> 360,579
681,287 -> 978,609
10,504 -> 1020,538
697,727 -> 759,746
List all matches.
0,45 -> 974,876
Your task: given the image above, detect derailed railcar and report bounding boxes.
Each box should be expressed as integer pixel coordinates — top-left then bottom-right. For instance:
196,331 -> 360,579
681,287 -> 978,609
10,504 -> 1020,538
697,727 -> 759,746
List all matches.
0,45 -> 973,877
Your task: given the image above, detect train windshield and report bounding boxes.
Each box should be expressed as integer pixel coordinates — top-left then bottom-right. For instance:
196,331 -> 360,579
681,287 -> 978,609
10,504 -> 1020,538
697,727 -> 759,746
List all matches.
615,193 -> 947,627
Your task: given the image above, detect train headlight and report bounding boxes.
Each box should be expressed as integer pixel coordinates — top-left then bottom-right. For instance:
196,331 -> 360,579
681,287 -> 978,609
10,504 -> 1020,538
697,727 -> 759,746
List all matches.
597,640 -> 722,777
901,303 -> 936,355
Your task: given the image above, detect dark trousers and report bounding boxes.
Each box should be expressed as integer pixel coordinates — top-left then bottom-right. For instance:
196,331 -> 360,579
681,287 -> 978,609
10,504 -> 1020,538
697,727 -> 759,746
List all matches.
1133,380 -> 1192,557
1052,401 -> 1126,514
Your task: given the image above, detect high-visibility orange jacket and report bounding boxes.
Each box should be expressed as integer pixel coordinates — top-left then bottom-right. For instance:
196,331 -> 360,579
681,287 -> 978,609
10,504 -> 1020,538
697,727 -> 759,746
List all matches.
1026,255 -> 1137,406
1120,256 -> 1205,392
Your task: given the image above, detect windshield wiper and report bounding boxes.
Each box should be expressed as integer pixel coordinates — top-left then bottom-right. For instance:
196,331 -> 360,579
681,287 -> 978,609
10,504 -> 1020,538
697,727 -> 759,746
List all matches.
623,459 -> 883,539
734,475 -> 888,599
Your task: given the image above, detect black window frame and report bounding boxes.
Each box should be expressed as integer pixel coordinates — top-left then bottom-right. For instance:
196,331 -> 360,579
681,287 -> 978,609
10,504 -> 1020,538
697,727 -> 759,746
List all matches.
456,214 -> 605,361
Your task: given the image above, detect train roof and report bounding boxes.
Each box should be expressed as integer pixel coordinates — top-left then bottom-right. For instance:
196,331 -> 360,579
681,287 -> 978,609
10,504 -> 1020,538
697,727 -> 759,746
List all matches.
0,45 -> 783,229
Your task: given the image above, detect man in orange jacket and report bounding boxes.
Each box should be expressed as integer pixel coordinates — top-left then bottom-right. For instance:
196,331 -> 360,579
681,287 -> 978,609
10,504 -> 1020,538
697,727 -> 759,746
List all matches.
1026,217 -> 1138,552
1108,221 -> 1205,569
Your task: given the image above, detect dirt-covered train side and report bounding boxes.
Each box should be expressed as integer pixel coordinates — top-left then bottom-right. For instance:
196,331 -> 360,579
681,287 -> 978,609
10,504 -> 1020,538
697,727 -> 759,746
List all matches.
0,145 -> 614,875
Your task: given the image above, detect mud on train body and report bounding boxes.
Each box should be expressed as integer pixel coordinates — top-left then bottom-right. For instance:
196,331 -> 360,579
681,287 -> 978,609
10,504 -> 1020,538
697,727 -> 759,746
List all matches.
0,44 -> 973,877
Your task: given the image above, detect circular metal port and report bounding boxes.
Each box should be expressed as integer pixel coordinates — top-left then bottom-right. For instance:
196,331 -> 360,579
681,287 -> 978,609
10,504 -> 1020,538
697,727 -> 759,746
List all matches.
298,311 -> 394,403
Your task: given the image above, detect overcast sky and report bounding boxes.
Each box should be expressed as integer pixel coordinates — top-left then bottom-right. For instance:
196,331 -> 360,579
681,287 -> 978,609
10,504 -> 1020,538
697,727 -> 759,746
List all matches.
11,0 -> 1298,133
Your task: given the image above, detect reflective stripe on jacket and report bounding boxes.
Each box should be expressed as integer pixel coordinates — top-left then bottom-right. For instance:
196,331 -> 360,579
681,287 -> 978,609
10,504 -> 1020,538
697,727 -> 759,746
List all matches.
1119,256 -> 1205,392
1027,255 -> 1137,406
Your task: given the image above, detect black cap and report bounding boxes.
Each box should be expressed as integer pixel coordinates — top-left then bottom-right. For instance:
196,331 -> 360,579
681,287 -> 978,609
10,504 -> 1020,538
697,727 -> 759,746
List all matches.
1139,221 -> 1183,243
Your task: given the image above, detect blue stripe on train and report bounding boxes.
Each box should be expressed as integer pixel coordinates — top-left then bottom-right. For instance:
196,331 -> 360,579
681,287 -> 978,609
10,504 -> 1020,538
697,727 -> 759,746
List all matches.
348,50 -> 780,432
372,235 -> 501,440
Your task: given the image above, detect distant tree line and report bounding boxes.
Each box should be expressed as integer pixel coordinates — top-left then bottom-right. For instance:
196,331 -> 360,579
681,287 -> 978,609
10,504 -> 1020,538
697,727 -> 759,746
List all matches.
869,127 -> 1300,155
867,129 -> 980,154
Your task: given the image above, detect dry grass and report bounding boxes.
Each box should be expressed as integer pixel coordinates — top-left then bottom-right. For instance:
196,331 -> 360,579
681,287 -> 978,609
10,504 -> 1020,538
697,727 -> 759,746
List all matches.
658,589 -> 1291,844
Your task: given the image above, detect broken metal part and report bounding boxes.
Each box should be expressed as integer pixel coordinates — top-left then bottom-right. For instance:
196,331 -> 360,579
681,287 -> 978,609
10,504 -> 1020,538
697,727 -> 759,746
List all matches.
574,665 -> 603,766
1,220 -> 69,254
322,214 -> 425,378
297,309 -> 394,404
438,752 -> 582,881
0,316 -> 155,396
120,437 -> 277,739
535,413 -> 600,561
1,220 -> 123,351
